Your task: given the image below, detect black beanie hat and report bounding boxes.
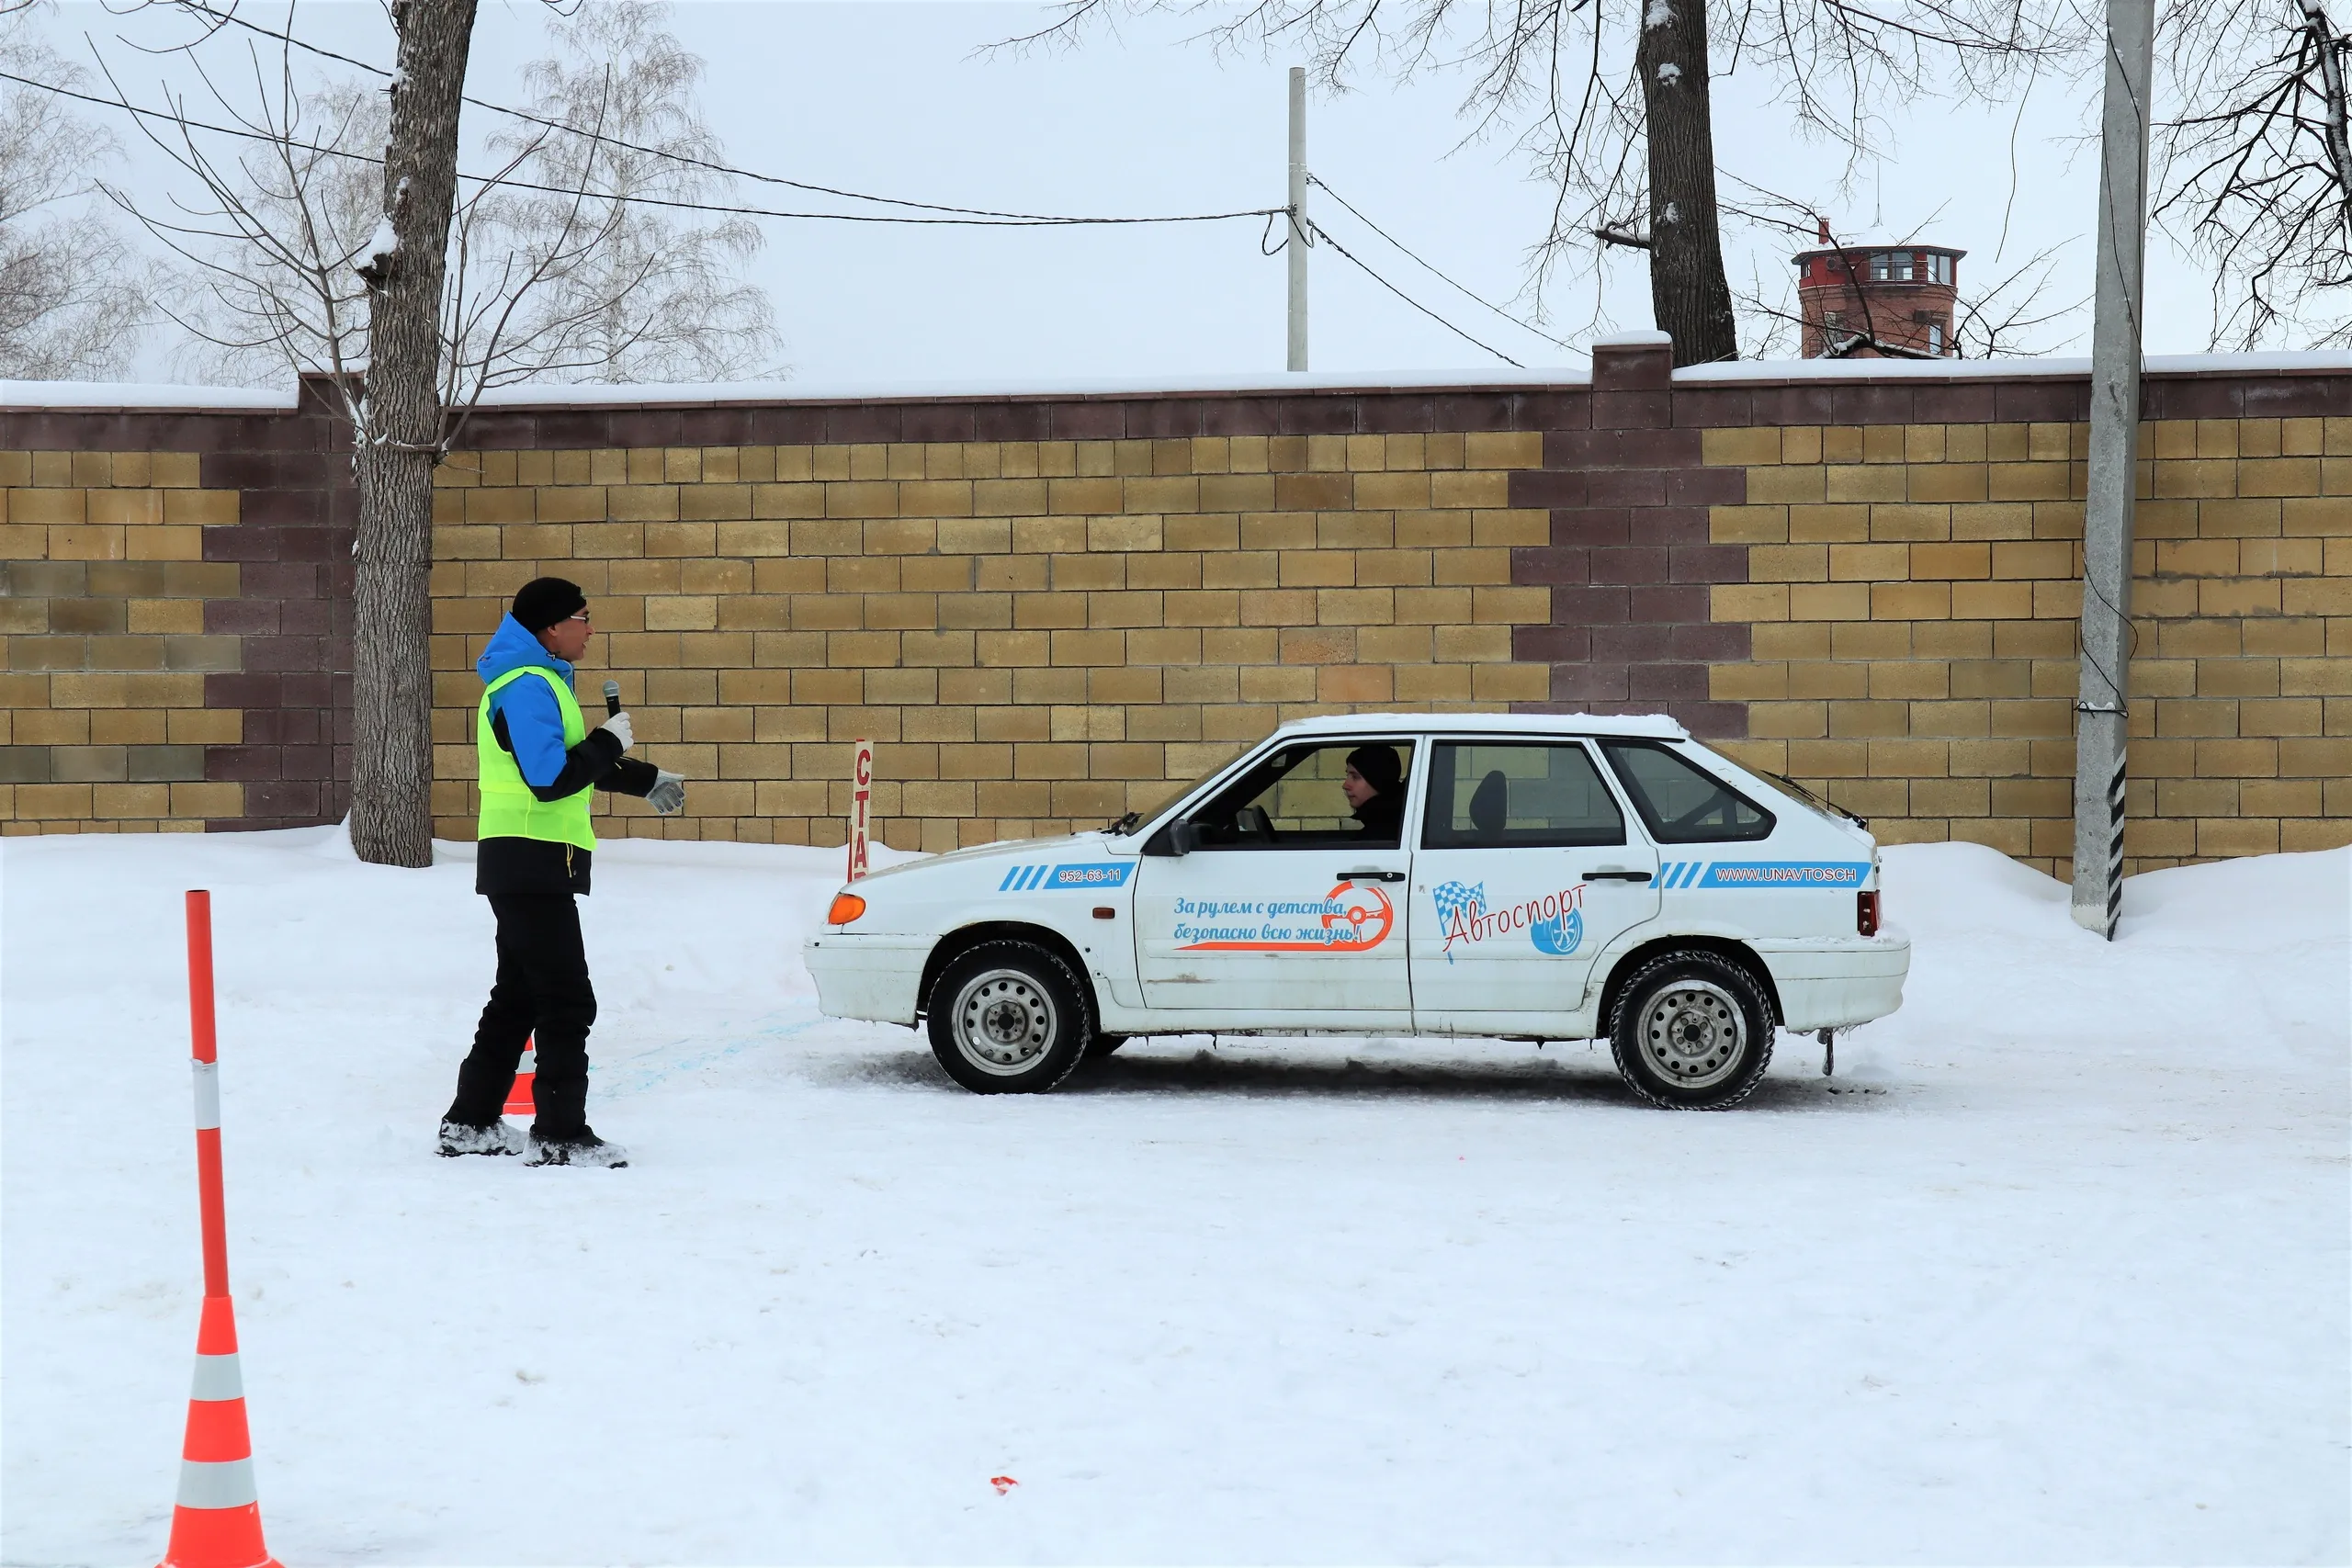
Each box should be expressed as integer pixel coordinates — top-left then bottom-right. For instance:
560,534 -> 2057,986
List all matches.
511,577 -> 587,633
1346,744 -> 1403,794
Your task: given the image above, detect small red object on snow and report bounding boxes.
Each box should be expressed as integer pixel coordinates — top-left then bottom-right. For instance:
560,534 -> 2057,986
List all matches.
989,1475 -> 1018,1495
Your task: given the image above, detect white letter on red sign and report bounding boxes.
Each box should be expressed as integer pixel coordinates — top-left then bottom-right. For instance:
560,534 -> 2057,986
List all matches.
846,739 -> 874,882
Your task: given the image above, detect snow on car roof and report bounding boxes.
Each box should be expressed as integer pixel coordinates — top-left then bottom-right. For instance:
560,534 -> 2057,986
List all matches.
1270,711 -> 1688,739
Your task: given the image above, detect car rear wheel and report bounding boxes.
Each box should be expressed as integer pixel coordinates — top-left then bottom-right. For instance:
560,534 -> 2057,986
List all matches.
926,941 -> 1093,1094
1609,950 -> 1775,1110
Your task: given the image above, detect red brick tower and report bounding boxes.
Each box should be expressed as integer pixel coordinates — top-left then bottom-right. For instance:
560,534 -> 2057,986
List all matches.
1794,221 -> 1963,358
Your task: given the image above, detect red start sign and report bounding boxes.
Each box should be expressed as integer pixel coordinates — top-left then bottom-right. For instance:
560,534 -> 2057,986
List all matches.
846,739 -> 873,883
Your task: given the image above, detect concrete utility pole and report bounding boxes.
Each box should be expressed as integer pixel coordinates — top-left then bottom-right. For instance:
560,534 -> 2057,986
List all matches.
2071,0 -> 2156,938
1287,66 -> 1308,372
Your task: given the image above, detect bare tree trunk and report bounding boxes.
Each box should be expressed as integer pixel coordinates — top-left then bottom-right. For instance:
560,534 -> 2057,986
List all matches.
350,0 -> 481,867
2306,0 -> 2352,206
1637,0 -> 1737,366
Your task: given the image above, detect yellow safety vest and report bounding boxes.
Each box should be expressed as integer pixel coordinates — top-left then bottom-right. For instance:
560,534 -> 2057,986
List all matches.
476,666 -> 596,852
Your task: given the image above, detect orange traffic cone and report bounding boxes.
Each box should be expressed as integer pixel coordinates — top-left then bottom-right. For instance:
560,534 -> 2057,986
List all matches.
158,1294 -> 281,1568
503,1035 -> 536,1117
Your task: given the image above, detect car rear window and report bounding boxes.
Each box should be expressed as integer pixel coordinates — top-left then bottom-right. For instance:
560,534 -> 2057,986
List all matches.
1600,741 -> 1774,843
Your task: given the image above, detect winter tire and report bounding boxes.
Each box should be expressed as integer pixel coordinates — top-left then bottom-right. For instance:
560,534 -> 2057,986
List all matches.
1609,950 -> 1776,1111
1084,1032 -> 1130,1060
927,941 -> 1094,1094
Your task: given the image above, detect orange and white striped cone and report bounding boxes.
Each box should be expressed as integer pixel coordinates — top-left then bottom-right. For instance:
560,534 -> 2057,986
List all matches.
503,1034 -> 536,1117
158,1294 -> 280,1568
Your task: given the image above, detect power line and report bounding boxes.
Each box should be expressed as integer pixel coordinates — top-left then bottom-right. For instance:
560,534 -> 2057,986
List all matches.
0,67 -> 1283,228
1304,219 -> 1524,367
1308,174 -> 1579,355
137,0 -> 1216,227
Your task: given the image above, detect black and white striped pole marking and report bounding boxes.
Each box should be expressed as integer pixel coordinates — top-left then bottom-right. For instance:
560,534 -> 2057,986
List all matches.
2071,0 -> 2154,941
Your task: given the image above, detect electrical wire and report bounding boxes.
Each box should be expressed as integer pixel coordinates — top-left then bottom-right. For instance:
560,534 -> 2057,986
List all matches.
1307,174 -> 1579,355
0,67 -> 1284,228
1304,218 -> 1524,367
131,0 -> 1237,227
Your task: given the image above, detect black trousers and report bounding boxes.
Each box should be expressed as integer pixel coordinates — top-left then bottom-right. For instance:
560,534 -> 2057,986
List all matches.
446,892 -> 598,1138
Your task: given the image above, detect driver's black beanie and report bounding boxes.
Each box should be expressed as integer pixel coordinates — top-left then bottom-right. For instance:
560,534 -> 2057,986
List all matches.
511,577 -> 587,633
1347,745 -> 1404,793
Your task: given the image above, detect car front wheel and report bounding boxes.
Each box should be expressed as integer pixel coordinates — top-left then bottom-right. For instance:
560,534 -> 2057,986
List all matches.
1609,950 -> 1775,1110
926,941 -> 1093,1094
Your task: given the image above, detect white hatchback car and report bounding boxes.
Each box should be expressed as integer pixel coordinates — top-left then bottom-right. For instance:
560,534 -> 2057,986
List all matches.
806,713 -> 1909,1109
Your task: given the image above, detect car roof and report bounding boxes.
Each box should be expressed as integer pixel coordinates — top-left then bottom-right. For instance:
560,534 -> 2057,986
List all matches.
1268,711 -> 1689,740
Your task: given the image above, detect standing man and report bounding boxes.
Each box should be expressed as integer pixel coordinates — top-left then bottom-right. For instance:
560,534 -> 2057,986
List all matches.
436,577 -> 687,1168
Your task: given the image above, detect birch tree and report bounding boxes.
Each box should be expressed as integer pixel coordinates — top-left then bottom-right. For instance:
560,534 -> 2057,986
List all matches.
0,17 -> 149,378
491,0 -> 779,381
2155,0 -> 2352,346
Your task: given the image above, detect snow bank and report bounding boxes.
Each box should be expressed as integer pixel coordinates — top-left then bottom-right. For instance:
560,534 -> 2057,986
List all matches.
0,380 -> 297,412
6,348 -> 2342,417
1678,348 -> 2352,383
3,832 -> 2345,1563
471,366 -> 1598,407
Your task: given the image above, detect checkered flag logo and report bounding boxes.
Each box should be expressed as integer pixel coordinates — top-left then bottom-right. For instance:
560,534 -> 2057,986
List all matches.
1430,880 -> 1486,963
1430,880 -> 1487,928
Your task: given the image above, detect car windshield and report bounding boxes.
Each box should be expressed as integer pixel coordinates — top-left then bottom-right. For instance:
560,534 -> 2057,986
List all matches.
1107,762 -> 1230,834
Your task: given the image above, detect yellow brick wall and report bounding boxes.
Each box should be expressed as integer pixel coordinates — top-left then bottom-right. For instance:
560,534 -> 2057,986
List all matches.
1700,417 -> 2352,874
426,433 -> 1554,852
0,451 -> 245,833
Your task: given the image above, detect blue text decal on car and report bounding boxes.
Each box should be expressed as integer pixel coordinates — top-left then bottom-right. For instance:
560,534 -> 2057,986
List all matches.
998,862 -> 1135,892
1657,860 -> 1871,889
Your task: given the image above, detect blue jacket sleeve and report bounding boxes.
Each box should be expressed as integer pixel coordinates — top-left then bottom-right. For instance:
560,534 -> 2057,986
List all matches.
491,678 -> 573,788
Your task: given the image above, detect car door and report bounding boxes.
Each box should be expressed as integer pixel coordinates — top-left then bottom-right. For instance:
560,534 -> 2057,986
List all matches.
1131,736 -> 1419,1028
1408,738 -> 1659,1036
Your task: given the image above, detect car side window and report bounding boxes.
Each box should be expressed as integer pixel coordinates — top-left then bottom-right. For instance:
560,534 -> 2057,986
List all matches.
1420,741 -> 1625,850
1188,739 -> 1415,850
1600,740 -> 1774,843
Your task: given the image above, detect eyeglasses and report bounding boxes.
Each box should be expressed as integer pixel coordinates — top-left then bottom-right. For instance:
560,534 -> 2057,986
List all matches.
562,611 -> 592,623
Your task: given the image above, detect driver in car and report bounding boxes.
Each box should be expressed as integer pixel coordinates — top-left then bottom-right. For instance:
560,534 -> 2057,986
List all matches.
1342,745 -> 1407,842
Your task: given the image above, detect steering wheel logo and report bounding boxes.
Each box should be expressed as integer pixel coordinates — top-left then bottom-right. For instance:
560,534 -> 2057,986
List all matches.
1321,880 -> 1396,950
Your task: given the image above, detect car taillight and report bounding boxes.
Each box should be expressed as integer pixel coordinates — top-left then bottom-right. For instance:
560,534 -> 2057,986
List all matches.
828,892 -> 866,925
1858,890 -> 1880,937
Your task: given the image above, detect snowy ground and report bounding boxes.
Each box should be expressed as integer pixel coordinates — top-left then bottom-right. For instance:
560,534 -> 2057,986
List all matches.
3,829 -> 2346,1566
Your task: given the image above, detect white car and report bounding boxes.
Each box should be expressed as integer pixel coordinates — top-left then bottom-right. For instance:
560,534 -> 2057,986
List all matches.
806,713 -> 1909,1109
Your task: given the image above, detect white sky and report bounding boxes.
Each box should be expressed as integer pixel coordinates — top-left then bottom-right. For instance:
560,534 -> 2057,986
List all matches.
30,0 -> 2296,388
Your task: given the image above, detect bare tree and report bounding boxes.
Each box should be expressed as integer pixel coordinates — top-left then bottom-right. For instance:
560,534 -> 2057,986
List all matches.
491,0 -> 779,382
1007,0 -> 2063,366
0,13 -> 149,378
1947,243 -> 2081,356
2155,0 -> 2352,347
107,0 -> 778,864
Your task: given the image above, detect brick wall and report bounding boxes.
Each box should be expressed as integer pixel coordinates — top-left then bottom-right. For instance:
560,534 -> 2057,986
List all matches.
424,423 -> 1559,852
3,348 -> 2346,876
0,394 -> 351,833
1698,414 -> 2351,866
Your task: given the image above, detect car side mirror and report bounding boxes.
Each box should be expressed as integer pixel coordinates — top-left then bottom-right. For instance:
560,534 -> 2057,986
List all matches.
1145,818 -> 1197,857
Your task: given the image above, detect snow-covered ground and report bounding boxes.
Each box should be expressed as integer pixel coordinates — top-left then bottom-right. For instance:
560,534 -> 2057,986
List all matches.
3,829 -> 2346,1565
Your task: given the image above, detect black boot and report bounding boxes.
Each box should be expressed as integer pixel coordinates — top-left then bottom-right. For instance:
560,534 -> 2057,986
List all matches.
437,1119 -> 524,1157
524,1127 -> 628,1168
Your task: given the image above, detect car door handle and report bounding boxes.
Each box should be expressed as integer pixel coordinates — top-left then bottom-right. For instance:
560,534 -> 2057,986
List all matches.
1337,869 -> 1407,882
1582,869 -> 1654,882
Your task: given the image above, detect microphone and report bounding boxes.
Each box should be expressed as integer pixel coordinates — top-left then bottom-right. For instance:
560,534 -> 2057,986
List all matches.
603,680 -> 621,716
